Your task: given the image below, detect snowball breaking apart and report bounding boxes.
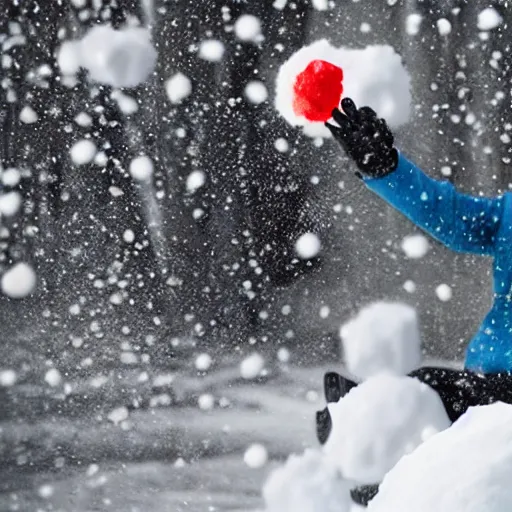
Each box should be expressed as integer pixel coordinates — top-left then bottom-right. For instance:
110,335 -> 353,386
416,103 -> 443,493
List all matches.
275,39 -> 411,137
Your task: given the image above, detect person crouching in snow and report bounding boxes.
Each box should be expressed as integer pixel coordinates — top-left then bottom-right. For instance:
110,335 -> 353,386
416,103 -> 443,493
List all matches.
316,97 -> 512,446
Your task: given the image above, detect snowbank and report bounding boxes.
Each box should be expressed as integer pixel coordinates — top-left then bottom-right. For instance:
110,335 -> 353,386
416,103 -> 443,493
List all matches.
263,449 -> 352,512
368,402 -> 512,512
340,302 -> 421,379
58,25 -> 157,88
324,374 -> 450,484
275,40 -> 411,137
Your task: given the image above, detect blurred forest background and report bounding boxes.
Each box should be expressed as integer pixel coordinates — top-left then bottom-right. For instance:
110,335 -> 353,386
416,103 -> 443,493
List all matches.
1,0 -> 512,381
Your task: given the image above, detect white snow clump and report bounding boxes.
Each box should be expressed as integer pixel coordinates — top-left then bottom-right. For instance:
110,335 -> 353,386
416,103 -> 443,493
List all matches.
368,402 -> 512,512
234,14 -> 262,43
244,443 -> 268,468
240,353 -> 265,379
59,25 -> 156,88
263,449 -> 352,512
244,81 -> 268,104
1,262 -> 37,298
275,39 -> 411,137
129,155 -> 154,181
199,39 -> 225,62
70,139 -> 97,165
295,232 -> 321,259
477,7 -> 503,31
340,302 -> 421,379
401,233 -> 429,259
165,72 -> 192,104
325,374 -> 450,484
0,192 -> 22,216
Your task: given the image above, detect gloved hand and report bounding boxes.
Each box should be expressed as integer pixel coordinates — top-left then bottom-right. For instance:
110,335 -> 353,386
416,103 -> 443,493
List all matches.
325,97 -> 398,178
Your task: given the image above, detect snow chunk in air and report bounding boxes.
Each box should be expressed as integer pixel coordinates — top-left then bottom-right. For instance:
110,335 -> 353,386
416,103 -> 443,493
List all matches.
165,72 -> 192,104
325,374 -> 450,484
275,40 -> 411,137
477,7 -> 503,31
234,14 -> 262,43
368,402 -> 512,512
340,301 -> 421,379
1,262 -> 36,298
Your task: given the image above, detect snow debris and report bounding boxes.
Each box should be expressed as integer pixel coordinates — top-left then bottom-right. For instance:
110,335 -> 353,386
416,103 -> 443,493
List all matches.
0,192 -> 22,216
244,80 -> 268,104
195,353 -> 213,371
123,229 -> 135,244
111,90 -> 138,115
165,72 -> 192,104
198,393 -> 215,411
57,41 -> 81,75
325,374 -> 450,484
275,40 -> 411,137
19,105 -> 38,124
70,139 -> 97,166
368,402 -> 512,512
1,168 -> 21,187
129,155 -> 154,181
108,406 -> 129,425
312,0 -> 329,11
274,138 -> 289,152
44,368 -> 62,387
477,7 -> 503,31
436,283 -> 452,302
401,234 -> 429,259
198,39 -> 225,62
0,369 -> 17,387
186,170 -> 206,192
277,347 -> 291,363
79,25 -> 156,87
436,18 -> 452,36
38,484 -> 54,499
406,13 -> 422,35
340,302 -> 421,379
1,262 -> 36,298
263,449 -> 352,512
295,232 -> 321,259
273,0 -> 288,10
234,14 -> 262,43
240,353 -> 265,379
244,443 -> 268,468
403,280 -> 416,293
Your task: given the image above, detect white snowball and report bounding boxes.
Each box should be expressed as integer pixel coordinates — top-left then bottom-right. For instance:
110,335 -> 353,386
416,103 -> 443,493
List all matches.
198,393 -> 215,411
477,7 -> 503,31
1,262 -> 36,298
57,41 -> 81,75
111,91 -> 138,115
19,105 -> 38,124
436,18 -> 452,36
277,347 -> 291,363
312,0 -> 329,10
0,192 -> 22,216
295,232 -> 321,259
436,283 -> 452,302
240,352 -> 265,379
123,229 -> 135,243
274,138 -> 289,152
340,302 -> 421,380
275,40 -> 411,138
244,80 -> 268,105
74,112 -> 92,127
129,155 -> 154,181
401,234 -> 429,259
80,25 -> 157,88
403,280 -> 416,293
44,368 -> 62,387
244,443 -> 268,468
2,168 -> 21,187
199,39 -> 225,62
108,406 -> 129,424
0,369 -> 17,387
368,403 -> 512,512
234,14 -> 262,43
406,13 -> 423,35
186,170 -> 206,192
195,353 -> 212,371
325,374 -> 450,484
70,139 -> 97,166
165,72 -> 192,104
263,449 -> 352,512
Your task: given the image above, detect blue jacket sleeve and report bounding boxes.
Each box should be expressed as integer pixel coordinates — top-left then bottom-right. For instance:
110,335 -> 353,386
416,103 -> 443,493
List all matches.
363,152 -> 504,255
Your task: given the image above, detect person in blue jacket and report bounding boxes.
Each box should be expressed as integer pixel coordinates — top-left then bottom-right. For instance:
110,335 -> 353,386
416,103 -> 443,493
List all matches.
316,98 -> 512,448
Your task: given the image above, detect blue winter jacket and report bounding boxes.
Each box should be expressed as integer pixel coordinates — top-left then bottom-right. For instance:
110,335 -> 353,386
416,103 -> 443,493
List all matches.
364,152 -> 512,374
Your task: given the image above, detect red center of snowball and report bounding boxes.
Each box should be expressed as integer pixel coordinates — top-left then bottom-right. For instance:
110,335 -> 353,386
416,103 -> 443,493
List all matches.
292,59 -> 344,122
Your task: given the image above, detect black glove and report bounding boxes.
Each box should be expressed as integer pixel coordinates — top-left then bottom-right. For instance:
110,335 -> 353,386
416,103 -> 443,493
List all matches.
325,97 -> 398,178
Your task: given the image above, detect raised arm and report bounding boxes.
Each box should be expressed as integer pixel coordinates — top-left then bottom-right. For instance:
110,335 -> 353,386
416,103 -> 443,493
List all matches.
326,98 -> 503,256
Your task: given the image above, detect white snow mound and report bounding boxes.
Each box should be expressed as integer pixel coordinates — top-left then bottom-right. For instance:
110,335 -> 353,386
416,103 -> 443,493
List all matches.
368,402 -> 512,512
275,40 -> 411,137
324,374 -> 450,484
75,25 -> 156,87
340,302 -> 421,379
263,449 -> 352,512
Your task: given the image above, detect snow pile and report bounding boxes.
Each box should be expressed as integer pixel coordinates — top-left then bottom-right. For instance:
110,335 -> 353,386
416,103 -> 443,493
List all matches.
368,402 -> 512,512
275,40 -> 411,137
59,25 -> 157,88
340,302 -> 421,379
324,374 -> 450,484
1,262 -> 37,298
263,449 -> 352,512
477,7 -> 503,31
